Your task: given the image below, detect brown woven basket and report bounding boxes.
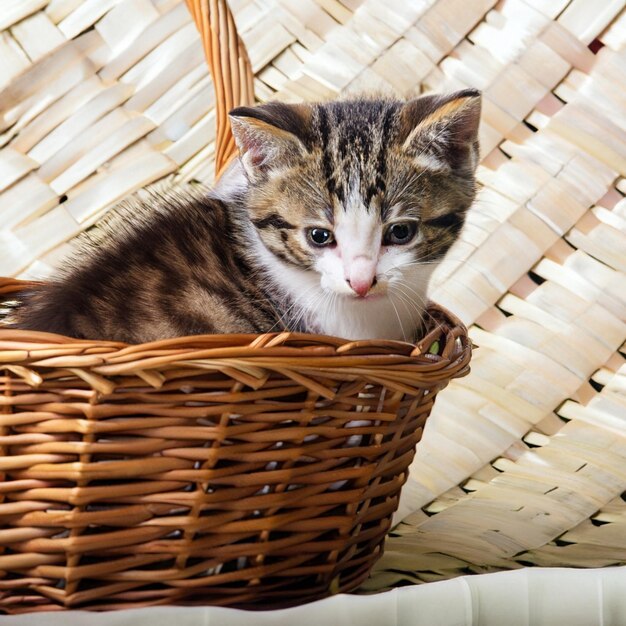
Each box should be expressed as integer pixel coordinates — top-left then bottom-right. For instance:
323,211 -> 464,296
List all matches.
0,0 -> 471,613
0,279 -> 469,612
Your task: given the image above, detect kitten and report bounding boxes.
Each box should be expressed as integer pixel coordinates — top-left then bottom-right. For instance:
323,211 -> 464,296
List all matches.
8,90 -> 481,344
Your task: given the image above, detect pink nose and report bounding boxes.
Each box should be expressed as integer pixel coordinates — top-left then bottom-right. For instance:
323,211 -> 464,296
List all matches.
347,277 -> 375,297
346,257 -> 377,297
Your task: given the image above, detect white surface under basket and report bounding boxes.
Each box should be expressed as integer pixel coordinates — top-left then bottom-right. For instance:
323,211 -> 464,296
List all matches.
1,567 -> 626,626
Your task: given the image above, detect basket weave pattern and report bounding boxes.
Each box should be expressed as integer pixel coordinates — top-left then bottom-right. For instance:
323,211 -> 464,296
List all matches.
0,278 -> 469,611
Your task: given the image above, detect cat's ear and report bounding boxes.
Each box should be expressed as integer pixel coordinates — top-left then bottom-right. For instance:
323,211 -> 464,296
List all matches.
229,103 -> 312,181
401,89 -> 481,173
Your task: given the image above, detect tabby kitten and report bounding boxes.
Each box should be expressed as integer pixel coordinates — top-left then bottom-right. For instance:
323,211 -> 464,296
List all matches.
10,89 -> 481,343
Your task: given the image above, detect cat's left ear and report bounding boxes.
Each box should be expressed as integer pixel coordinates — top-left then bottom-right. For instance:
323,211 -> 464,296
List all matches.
229,103 -> 312,182
401,89 -> 481,173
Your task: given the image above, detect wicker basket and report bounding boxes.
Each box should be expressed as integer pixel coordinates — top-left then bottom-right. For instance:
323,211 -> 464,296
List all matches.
0,0 -> 471,613
0,280 -> 469,612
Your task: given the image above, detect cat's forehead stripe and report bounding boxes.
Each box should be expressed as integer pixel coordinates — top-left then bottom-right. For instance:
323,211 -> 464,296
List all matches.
313,100 -> 401,211
315,105 -> 337,200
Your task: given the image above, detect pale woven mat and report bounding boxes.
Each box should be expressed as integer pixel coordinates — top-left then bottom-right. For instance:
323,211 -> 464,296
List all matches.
0,0 -> 625,591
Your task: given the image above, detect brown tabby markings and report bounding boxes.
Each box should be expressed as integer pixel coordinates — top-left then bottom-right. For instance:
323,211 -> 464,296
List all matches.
232,92 -> 479,272
12,191 -> 282,343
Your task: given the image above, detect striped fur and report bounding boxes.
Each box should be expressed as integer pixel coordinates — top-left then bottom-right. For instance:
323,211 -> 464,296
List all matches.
10,91 -> 481,343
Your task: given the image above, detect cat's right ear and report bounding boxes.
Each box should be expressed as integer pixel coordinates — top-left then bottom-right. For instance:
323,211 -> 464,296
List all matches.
229,103 -> 311,182
401,89 -> 481,173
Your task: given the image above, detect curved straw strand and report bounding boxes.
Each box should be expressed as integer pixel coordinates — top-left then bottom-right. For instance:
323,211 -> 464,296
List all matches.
185,0 -> 255,179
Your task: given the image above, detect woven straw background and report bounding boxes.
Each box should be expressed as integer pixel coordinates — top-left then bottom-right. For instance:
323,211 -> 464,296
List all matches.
1,0 -> 625,592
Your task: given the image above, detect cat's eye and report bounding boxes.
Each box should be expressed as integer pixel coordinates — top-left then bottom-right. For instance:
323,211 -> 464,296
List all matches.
308,228 -> 334,247
384,222 -> 418,245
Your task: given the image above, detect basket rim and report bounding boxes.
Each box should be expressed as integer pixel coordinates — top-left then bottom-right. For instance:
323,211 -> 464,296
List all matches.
0,277 -> 470,383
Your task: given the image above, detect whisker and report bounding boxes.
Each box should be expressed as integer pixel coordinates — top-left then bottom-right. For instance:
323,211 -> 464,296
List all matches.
290,287 -> 330,333
266,282 -> 320,333
392,281 -> 439,330
393,290 -> 434,337
387,292 -> 407,343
